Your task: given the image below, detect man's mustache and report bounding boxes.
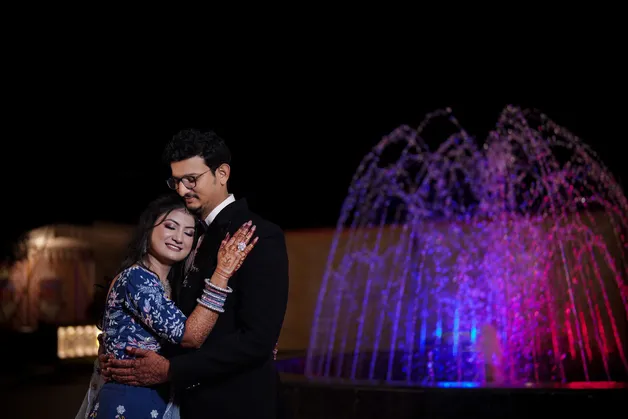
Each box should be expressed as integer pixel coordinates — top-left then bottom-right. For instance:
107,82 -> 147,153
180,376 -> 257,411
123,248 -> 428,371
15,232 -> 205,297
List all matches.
184,193 -> 199,199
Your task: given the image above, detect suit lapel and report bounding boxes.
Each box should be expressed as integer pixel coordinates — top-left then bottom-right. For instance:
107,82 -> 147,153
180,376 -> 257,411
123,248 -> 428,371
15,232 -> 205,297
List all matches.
176,198 -> 249,308
197,226 -> 223,267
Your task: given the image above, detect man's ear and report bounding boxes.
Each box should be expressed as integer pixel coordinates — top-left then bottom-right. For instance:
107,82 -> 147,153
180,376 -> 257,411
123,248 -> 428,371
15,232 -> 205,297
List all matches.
216,163 -> 230,186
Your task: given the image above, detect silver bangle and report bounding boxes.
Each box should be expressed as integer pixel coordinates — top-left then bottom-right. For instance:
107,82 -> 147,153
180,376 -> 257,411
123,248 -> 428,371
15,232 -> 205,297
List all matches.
196,297 -> 225,313
204,278 -> 233,293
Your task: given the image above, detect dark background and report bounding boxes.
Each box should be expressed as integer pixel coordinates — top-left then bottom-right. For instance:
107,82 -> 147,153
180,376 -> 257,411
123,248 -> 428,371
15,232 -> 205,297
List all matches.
2,50 -> 626,259
1,19 -> 628,419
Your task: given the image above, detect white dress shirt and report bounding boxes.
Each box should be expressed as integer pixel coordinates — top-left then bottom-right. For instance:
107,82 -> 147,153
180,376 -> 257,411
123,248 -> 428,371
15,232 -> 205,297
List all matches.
204,194 -> 236,226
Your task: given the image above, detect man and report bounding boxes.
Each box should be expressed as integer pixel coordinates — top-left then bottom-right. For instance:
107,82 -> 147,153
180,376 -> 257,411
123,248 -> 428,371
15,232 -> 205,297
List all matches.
103,129 -> 290,418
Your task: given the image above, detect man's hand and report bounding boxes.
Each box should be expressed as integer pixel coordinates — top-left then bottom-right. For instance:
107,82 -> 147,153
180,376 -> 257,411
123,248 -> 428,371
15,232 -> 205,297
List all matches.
96,333 -> 113,382
107,347 -> 170,386
98,353 -> 113,382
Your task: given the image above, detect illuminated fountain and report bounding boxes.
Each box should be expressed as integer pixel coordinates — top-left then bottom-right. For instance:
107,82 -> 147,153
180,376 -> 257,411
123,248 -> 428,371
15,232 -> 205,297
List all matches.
304,105 -> 628,386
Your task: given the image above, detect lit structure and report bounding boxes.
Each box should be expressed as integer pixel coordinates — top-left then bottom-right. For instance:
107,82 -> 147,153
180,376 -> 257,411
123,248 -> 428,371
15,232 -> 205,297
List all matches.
6,226 -> 95,332
1,223 -> 134,334
57,324 -> 100,358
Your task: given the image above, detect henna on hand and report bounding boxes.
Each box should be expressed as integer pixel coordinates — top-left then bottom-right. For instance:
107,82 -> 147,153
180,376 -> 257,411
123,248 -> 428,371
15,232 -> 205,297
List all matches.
214,220 -> 259,283
97,333 -> 113,382
108,347 -> 169,386
177,221 -> 260,349
98,353 -> 114,381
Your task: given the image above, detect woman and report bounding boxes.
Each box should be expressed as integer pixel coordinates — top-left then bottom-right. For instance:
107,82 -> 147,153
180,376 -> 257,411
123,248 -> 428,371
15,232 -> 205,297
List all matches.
78,194 -> 257,418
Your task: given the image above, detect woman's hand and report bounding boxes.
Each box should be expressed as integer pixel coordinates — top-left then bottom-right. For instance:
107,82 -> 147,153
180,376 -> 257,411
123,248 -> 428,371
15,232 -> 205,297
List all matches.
213,220 -> 258,283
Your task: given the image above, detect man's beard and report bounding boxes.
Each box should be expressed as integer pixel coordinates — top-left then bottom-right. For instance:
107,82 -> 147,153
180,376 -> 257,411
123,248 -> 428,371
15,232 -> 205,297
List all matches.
189,206 -> 204,217
183,194 -> 203,215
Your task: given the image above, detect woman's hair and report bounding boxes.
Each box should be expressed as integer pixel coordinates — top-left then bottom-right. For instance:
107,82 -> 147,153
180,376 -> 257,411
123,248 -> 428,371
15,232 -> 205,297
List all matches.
95,193 -> 201,328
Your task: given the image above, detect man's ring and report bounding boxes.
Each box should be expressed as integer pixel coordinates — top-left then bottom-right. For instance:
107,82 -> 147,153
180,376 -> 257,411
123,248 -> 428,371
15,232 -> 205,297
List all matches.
237,242 -> 246,252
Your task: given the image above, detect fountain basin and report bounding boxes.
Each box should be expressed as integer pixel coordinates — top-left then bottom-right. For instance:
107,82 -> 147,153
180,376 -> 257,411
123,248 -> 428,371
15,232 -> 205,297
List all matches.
276,353 -> 627,419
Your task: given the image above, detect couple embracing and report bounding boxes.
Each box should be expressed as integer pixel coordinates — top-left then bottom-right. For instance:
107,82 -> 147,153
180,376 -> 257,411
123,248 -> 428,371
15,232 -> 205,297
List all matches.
77,129 -> 289,419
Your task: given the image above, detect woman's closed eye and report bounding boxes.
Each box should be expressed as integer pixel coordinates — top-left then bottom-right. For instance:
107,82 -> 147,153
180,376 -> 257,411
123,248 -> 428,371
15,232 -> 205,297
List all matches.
166,225 -> 194,238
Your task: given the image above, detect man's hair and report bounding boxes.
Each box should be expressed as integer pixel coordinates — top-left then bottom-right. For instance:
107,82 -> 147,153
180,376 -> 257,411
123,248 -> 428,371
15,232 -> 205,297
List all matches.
162,129 -> 231,174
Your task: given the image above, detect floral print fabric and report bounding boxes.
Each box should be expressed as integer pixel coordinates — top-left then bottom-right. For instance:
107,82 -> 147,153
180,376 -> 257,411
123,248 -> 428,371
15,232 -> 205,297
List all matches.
102,265 -> 187,359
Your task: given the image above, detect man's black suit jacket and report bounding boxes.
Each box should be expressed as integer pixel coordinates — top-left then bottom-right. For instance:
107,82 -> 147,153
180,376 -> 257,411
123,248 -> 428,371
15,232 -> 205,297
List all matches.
167,198 -> 289,419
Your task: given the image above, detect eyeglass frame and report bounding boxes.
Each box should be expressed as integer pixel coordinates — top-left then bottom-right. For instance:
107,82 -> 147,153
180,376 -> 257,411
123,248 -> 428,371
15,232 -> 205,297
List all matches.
166,169 -> 211,190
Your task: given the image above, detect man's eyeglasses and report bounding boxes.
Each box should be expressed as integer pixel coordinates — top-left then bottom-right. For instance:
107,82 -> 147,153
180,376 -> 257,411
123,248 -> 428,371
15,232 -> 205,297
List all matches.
166,169 -> 210,190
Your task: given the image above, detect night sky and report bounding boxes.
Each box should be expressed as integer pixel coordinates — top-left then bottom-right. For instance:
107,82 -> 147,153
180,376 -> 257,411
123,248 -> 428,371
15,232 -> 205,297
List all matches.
2,62 -> 625,259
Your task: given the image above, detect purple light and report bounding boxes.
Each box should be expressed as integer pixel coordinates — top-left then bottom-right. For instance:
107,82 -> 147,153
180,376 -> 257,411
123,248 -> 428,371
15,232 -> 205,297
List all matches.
306,105 -> 628,385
